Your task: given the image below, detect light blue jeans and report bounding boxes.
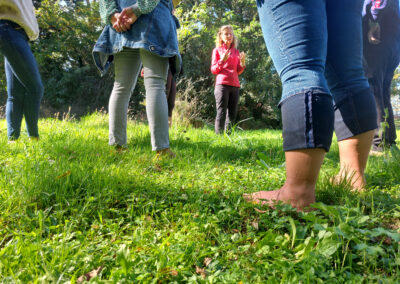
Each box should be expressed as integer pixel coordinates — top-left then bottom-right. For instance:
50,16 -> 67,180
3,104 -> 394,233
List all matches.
257,0 -> 377,151
109,48 -> 169,150
0,20 -> 43,139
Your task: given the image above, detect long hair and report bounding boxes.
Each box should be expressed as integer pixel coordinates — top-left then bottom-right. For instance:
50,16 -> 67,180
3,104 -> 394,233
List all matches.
215,25 -> 238,48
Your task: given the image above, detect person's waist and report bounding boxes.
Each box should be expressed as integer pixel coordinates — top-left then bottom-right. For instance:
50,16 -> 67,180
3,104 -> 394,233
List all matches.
0,19 -> 23,30
216,73 -> 239,80
215,76 -> 240,85
0,19 -> 29,39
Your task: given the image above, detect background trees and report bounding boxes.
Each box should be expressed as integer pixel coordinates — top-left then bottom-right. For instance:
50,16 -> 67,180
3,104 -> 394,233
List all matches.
12,1 -> 400,127
0,0 -> 284,126
175,0 -> 282,127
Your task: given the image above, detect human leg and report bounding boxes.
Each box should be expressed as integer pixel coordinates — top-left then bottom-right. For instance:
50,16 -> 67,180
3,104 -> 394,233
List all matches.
363,39 -> 388,150
5,60 -> 24,140
246,148 -> 325,209
0,22 -> 43,139
325,0 -> 377,189
109,48 -> 142,146
381,49 -> 400,146
165,69 -> 176,126
225,86 -> 239,132
249,0 -> 333,210
140,49 -> 170,151
214,84 -> 229,134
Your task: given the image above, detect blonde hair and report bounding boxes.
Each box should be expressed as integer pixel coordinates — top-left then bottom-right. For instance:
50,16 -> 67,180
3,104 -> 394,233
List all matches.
215,25 -> 238,48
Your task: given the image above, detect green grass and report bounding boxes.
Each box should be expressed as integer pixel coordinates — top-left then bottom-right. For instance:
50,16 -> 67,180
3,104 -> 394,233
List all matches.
0,112 -> 399,283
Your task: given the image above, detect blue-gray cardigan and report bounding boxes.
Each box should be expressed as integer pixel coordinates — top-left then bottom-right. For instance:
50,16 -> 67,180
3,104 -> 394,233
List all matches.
93,0 -> 181,76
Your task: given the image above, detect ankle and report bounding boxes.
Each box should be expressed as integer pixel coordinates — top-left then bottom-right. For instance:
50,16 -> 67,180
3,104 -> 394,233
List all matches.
338,169 -> 365,190
279,183 -> 316,207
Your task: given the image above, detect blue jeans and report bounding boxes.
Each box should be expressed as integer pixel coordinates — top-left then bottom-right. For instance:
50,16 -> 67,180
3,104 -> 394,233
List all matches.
0,20 -> 43,139
257,0 -> 377,151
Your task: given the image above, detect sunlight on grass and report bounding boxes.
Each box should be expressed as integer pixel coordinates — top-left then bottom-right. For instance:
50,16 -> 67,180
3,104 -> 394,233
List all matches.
0,113 -> 399,282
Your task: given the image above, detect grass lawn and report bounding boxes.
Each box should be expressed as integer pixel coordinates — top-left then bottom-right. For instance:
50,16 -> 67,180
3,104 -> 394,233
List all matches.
0,112 -> 399,283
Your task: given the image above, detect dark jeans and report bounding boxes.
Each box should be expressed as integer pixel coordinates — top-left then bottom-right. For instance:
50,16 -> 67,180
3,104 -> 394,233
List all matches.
363,35 -> 400,148
166,69 -> 176,117
257,0 -> 377,151
0,20 -> 43,139
214,84 -> 239,134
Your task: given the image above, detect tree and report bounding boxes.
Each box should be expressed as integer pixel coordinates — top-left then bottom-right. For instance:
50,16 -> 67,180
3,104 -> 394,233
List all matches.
176,0 -> 281,127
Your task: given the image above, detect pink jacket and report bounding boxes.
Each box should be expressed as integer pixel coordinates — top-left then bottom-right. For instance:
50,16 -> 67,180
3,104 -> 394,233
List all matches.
211,44 -> 245,88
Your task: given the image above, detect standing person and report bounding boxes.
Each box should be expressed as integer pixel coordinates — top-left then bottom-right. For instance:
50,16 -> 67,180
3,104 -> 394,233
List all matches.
0,0 -> 43,141
362,0 -> 400,152
211,25 -> 246,134
93,0 -> 181,155
245,0 -> 378,210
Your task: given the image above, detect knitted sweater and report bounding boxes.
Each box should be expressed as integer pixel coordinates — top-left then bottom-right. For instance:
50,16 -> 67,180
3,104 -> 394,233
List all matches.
100,0 -> 160,25
0,0 -> 39,41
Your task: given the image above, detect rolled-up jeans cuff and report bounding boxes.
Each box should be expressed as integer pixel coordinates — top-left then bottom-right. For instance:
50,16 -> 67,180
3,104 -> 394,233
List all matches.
281,91 -> 334,152
334,88 -> 378,141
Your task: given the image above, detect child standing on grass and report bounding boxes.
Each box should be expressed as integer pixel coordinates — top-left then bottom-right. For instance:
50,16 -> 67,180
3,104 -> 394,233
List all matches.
93,0 -> 181,156
211,25 -> 246,134
0,0 -> 43,141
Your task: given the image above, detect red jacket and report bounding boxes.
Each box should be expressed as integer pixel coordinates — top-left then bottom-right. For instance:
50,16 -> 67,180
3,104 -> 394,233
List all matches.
211,44 -> 245,88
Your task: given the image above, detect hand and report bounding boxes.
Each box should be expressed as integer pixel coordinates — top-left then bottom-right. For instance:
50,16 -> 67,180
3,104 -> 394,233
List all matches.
368,21 -> 381,45
111,12 -> 130,32
111,7 -> 138,33
222,49 -> 231,62
110,12 -> 120,27
239,51 -> 246,66
119,6 -> 138,27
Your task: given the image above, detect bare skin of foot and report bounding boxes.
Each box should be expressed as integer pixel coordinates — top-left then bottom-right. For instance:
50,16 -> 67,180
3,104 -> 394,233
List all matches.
244,183 -> 316,211
244,148 -> 325,211
331,172 -> 365,192
335,130 -> 375,191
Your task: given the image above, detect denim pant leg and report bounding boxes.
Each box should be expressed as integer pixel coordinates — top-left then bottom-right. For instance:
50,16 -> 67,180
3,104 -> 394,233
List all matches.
257,0 -> 334,151
109,49 -> 142,146
140,49 -> 169,151
325,0 -> 377,141
0,23 -> 43,139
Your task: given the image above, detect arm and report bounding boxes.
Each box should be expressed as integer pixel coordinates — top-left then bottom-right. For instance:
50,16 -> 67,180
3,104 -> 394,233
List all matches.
370,0 -> 388,21
211,48 -> 224,75
114,0 -> 160,32
130,0 -> 161,18
237,50 -> 246,75
99,0 -> 118,25
237,64 -> 245,75
367,0 -> 389,44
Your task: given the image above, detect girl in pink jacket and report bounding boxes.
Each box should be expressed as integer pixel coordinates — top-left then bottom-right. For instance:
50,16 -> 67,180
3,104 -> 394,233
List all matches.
211,25 -> 246,134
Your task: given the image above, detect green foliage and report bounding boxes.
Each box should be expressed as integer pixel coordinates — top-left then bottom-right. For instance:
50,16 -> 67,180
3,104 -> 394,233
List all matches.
176,0 -> 282,127
0,114 -> 399,282
33,0 -> 113,109
1,0 -> 281,125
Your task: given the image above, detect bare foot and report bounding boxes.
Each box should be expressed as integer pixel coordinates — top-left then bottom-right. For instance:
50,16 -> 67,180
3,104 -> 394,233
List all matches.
331,172 -> 366,192
244,185 -> 315,211
243,190 -> 281,207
